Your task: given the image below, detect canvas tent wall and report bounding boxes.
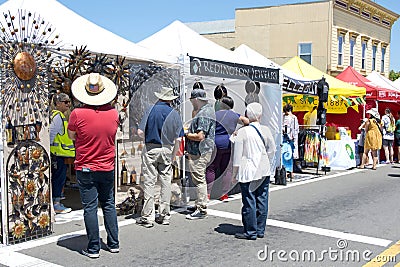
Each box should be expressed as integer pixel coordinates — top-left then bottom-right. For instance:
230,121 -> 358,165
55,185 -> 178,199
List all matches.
139,20 -> 282,172
0,0 -> 172,63
367,71 -> 400,92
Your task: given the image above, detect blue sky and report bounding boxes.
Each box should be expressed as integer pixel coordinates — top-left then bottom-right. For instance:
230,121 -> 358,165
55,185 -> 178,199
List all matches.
1,0 -> 399,71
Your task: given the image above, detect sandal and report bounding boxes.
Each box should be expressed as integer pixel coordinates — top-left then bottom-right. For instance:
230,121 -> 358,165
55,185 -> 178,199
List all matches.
372,167 -> 377,170
357,166 -> 365,169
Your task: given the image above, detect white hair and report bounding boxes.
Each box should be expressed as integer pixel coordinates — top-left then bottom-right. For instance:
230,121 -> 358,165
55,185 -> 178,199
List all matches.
246,102 -> 262,121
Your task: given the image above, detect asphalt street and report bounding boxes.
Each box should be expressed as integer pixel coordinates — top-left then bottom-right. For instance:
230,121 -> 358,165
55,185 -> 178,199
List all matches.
0,164 -> 399,267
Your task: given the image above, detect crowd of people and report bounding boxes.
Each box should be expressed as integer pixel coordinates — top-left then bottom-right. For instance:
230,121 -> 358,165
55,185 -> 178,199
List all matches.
51,71 -> 400,258
358,107 -> 400,169
51,74 -> 276,258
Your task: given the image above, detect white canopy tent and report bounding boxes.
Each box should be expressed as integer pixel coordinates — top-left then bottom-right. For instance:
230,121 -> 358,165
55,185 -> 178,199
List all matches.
0,0 -> 172,63
393,78 -> 400,88
139,20 -> 282,172
367,71 -> 400,92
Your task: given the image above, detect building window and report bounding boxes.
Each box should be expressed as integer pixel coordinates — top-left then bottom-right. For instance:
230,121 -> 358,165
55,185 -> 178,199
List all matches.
350,6 -> 360,14
298,43 -> 312,64
381,47 -> 386,73
361,40 -> 367,69
382,20 -> 390,27
361,11 -> 370,19
372,44 -> 377,71
338,34 -> 344,65
350,38 -> 355,67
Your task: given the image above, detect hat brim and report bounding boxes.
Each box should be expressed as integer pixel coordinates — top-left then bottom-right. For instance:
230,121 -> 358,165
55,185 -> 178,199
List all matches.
154,92 -> 178,101
71,74 -> 117,106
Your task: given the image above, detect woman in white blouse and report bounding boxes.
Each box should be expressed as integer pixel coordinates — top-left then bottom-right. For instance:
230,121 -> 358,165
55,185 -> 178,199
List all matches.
232,102 -> 276,240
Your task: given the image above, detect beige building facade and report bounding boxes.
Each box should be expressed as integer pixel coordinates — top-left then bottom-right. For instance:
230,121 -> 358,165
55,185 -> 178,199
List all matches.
188,0 -> 399,77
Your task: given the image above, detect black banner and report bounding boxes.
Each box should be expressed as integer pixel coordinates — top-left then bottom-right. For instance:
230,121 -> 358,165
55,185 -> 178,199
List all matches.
282,75 -> 318,95
189,56 -> 279,84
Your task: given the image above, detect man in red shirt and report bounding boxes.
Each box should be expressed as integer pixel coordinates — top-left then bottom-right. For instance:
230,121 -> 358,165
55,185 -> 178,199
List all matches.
68,73 -> 119,259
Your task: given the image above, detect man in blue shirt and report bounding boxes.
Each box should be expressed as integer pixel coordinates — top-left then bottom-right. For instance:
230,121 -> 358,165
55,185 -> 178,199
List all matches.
136,87 -> 184,227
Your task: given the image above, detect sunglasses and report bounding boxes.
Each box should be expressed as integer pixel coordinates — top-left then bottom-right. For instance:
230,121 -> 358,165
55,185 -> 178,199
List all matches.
62,100 -> 71,104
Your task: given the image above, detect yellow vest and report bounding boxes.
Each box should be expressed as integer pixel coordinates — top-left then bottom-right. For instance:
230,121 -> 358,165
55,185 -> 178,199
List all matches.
50,110 -> 75,157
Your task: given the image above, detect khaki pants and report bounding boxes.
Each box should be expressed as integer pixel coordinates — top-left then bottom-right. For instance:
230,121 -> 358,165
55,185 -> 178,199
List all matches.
187,153 -> 212,211
141,144 -> 173,221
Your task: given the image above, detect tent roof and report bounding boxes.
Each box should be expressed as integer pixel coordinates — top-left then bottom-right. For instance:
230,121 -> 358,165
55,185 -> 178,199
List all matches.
282,56 -> 365,97
366,71 -> 400,92
138,20 -> 239,64
336,66 -> 400,101
0,0 -> 171,63
394,78 -> 400,87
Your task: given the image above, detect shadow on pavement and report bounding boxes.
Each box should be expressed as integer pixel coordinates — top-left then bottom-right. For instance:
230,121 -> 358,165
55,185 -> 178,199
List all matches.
214,223 -> 243,236
387,173 -> 400,178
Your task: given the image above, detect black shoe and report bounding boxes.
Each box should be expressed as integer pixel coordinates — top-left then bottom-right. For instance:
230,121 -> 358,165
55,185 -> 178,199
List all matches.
186,206 -> 196,212
257,234 -> 265,238
136,218 -> 154,228
234,233 -> 257,240
81,249 -> 100,259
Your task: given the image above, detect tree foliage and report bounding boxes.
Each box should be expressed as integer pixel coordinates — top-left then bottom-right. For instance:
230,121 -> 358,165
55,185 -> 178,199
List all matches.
389,70 -> 400,81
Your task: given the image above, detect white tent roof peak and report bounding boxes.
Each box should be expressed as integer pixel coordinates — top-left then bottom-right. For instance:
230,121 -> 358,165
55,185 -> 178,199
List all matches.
138,20 -> 235,63
0,0 -> 171,63
367,71 -> 400,92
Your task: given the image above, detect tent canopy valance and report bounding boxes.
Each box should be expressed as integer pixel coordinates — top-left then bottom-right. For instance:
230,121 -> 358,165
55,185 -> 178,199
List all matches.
336,66 -> 400,102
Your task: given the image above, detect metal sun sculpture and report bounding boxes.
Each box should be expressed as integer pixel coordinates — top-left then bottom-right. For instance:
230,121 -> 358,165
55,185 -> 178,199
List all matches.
50,45 -> 91,101
0,10 -> 62,126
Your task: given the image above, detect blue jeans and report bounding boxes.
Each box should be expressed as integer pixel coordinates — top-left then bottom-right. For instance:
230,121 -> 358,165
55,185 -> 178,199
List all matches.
51,156 -> 67,200
239,176 -> 270,238
76,170 -> 119,253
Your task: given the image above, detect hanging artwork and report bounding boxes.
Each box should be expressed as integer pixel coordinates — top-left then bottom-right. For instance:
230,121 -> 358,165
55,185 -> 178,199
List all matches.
0,9 -> 62,244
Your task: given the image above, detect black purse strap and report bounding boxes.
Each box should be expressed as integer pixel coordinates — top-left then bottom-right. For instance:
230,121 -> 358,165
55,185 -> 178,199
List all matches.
250,124 -> 266,151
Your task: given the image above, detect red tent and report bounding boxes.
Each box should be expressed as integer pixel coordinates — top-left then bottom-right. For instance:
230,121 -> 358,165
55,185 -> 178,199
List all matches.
336,66 -> 400,102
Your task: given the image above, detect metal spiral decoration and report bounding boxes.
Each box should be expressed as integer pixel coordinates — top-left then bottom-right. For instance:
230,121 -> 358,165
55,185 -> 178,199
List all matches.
0,10 -> 62,126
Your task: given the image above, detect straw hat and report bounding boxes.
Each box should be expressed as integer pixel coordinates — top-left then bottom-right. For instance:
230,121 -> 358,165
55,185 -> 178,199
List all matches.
366,108 -> 380,119
71,73 -> 117,106
154,87 -> 178,101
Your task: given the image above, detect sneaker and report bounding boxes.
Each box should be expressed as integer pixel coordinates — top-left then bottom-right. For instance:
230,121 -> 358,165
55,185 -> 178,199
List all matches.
187,206 -> 197,212
136,218 -> 154,228
219,194 -> 229,202
106,245 -> 119,253
54,203 -> 72,214
60,193 -> 66,200
186,209 -> 207,220
81,249 -> 100,259
155,214 -> 171,225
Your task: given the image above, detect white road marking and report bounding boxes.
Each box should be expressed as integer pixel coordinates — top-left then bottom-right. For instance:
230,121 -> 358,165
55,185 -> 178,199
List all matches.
0,167 -> 388,266
206,209 -> 392,247
0,251 -> 63,266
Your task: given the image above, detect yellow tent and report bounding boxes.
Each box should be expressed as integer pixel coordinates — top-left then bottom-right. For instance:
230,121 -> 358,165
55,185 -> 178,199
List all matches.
282,56 -> 366,113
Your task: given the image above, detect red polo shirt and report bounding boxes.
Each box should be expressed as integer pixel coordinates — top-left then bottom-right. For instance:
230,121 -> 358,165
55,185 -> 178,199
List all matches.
68,104 -> 119,171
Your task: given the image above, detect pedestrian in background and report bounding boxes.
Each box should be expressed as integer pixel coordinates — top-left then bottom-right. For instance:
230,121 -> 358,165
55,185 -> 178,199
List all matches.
357,118 -> 367,166
282,104 -> 300,177
206,96 -> 248,201
232,102 -> 276,240
50,93 -> 74,214
395,110 -> 400,163
68,73 -> 120,258
359,108 -> 382,170
185,89 -> 216,220
381,108 -> 395,164
136,86 -> 184,227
